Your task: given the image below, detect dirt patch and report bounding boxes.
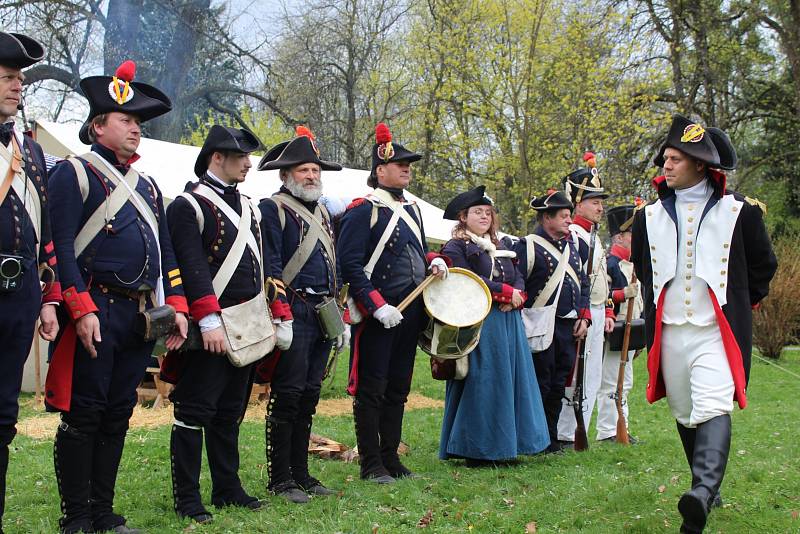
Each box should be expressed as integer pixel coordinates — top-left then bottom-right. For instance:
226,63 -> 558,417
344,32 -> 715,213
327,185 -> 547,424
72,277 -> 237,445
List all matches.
17,393 -> 443,441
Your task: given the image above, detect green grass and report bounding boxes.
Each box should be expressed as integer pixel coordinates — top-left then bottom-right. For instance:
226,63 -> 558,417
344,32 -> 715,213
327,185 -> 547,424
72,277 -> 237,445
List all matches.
5,351 -> 799,533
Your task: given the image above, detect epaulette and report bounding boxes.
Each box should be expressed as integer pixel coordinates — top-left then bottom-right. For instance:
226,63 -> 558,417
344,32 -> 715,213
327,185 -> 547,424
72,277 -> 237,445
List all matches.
744,196 -> 767,215
347,197 -> 368,210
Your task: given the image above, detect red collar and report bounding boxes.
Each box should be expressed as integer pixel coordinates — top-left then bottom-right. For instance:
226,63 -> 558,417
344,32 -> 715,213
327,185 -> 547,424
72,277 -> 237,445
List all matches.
610,244 -> 630,261
572,214 -> 594,232
652,170 -> 727,200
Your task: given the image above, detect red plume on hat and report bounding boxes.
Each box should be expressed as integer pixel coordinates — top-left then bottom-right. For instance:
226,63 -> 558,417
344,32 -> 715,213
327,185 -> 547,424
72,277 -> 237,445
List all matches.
375,122 -> 392,144
115,60 -> 136,82
295,125 -> 316,140
583,151 -> 597,169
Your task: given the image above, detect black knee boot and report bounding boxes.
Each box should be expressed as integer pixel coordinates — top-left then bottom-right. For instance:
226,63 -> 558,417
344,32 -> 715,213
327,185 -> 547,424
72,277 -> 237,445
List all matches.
205,422 -> 262,509
678,415 -> 731,534
291,392 -> 333,495
90,422 -> 131,532
677,421 -> 722,510
353,376 -> 393,483
54,420 -> 94,534
266,392 -> 307,503
0,426 -> 13,534
170,424 -> 210,522
379,388 -> 416,479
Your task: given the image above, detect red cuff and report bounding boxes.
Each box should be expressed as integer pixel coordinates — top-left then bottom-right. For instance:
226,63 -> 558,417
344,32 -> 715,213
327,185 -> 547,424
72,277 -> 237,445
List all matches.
189,294 -> 221,321
751,303 -> 761,311
517,291 -> 528,308
43,281 -> 63,304
62,286 -> 99,321
612,289 -> 626,303
426,252 -> 453,267
343,308 -> 352,324
270,300 -> 293,321
492,283 -> 515,304
605,306 -> 615,319
367,289 -> 386,311
166,295 -> 189,315
578,308 -> 592,321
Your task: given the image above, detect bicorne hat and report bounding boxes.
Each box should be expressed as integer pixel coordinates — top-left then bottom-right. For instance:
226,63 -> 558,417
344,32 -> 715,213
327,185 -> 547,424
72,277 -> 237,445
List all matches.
78,60 -> 172,144
194,125 -> 261,177
563,151 -> 608,204
368,123 -> 421,183
652,114 -> 721,169
0,32 -> 44,69
443,185 -> 493,220
606,204 -> 637,236
706,127 -> 737,171
530,189 -> 574,212
258,126 -> 342,172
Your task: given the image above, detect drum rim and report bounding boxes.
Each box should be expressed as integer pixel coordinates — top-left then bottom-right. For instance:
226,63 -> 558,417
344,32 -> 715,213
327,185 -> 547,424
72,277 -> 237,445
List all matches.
422,267 -> 492,327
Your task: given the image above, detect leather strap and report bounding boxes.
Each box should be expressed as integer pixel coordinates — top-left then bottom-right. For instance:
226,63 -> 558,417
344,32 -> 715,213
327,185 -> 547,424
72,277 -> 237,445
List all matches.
532,235 -> 571,308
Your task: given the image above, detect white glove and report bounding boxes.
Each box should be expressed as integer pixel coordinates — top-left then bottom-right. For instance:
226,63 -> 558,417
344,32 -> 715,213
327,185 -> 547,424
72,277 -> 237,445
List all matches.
335,325 -> 351,353
374,304 -> 403,329
276,320 -> 294,350
429,257 -> 449,279
623,281 -> 640,299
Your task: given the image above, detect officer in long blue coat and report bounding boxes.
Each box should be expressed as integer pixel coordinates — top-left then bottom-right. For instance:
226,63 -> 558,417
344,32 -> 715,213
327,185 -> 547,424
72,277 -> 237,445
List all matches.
257,126 -> 344,502
513,190 -> 591,453
0,32 -> 61,532
338,123 -> 448,483
46,61 -> 189,534
165,125 -> 266,523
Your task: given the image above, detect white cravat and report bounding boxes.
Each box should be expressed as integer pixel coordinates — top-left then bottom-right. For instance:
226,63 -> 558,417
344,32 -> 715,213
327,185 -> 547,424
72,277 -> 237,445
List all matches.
662,179 -> 716,326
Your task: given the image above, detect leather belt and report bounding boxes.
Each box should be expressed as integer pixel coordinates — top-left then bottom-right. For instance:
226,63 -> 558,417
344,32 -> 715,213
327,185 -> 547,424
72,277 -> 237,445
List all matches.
95,283 -> 151,302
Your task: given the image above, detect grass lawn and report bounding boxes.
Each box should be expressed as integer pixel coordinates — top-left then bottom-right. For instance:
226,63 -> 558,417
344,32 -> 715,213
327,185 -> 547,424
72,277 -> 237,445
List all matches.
5,349 -> 799,533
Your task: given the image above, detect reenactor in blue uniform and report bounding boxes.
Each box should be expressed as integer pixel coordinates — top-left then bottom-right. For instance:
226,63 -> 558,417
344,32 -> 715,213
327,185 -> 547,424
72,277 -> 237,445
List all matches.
257,126 -> 345,502
338,123 -> 448,483
513,190 -> 591,453
165,126 -> 267,522
0,32 -> 61,533
595,203 -> 642,442
46,61 -> 189,534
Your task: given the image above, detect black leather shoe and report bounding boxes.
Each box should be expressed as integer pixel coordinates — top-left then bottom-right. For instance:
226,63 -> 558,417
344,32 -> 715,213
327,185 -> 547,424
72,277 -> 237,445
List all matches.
306,483 -> 336,496
189,512 -> 213,524
271,481 -> 310,503
364,473 -> 395,484
243,499 -> 268,511
109,524 -> 142,534
710,492 -> 723,508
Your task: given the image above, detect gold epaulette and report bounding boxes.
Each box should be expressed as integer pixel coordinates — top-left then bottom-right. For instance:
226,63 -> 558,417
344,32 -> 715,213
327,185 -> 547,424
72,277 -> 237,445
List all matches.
744,196 -> 767,215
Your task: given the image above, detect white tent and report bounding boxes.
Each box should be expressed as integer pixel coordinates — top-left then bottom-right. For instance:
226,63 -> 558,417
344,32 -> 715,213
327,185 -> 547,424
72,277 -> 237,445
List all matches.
32,120 -> 455,242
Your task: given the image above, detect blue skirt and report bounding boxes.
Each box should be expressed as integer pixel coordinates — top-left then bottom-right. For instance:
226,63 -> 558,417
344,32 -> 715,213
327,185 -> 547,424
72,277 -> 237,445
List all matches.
439,305 -> 550,460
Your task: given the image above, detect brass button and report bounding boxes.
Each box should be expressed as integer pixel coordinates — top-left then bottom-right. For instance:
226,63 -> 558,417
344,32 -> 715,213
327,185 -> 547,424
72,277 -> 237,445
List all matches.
732,206 -> 738,212
685,286 -> 691,292
721,270 -> 727,275
723,243 -> 729,248
686,275 -> 691,280
652,258 -> 657,263
687,263 -> 693,268
687,217 -> 694,222
687,241 -> 693,246
687,228 -> 694,235
650,246 -> 656,251
721,258 -> 727,263
687,251 -> 693,257
687,311 -> 693,317
688,204 -> 695,210
685,300 -> 691,305
720,283 -> 725,288
653,271 -> 658,276
654,284 -> 659,289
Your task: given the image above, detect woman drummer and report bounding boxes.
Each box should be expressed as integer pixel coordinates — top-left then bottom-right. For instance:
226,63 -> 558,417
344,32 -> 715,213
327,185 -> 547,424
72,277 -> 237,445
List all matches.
438,186 -> 550,466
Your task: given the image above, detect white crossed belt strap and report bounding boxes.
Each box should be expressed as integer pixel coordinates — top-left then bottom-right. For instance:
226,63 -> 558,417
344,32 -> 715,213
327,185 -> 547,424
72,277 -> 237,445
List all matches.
530,235 -> 577,308
362,188 -> 424,280
183,183 -> 263,297
0,137 -> 42,243
69,152 -> 165,305
271,192 -> 335,287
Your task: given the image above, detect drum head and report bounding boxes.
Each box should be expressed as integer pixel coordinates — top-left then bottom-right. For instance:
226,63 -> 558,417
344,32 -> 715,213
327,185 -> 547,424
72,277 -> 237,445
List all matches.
422,267 -> 491,327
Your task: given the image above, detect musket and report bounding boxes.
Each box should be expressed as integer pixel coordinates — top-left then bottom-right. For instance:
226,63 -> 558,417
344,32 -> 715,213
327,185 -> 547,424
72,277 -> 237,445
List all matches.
573,226 -> 597,452
615,272 -> 637,445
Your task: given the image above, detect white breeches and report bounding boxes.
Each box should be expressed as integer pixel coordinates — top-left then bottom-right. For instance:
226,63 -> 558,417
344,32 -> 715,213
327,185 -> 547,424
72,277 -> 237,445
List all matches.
595,347 -> 634,440
557,305 -> 605,441
660,323 -> 734,427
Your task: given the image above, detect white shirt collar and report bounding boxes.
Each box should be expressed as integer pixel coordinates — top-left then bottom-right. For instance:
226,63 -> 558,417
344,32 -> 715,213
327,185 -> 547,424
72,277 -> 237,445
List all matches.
205,169 -> 236,190
674,178 -> 710,205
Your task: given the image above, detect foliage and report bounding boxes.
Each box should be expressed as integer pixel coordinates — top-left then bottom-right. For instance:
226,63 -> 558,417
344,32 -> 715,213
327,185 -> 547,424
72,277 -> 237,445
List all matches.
752,235 -> 800,359
182,106 -> 292,152
7,351 -> 799,532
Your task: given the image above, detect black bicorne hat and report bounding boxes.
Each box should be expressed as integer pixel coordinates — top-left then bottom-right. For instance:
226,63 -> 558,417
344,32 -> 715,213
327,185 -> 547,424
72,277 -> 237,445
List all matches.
443,185 -> 493,220
652,114 -> 721,169
78,60 -> 172,144
194,125 -> 261,177
563,151 -> 608,204
0,32 -> 44,69
258,126 -> 342,172
530,190 -> 574,212
368,123 -> 421,185
606,204 -> 637,236
706,127 -> 737,171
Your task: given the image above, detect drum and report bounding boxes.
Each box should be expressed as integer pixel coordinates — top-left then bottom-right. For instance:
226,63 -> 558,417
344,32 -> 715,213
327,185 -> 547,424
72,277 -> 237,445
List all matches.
418,267 -> 491,359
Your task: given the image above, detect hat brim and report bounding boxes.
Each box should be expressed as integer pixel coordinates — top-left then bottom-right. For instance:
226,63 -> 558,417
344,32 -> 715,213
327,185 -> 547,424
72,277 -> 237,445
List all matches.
259,159 -> 342,172
0,33 -> 44,69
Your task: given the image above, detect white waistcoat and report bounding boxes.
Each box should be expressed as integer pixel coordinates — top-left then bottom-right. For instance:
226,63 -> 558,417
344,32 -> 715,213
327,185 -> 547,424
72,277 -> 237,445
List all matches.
570,223 -> 608,308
